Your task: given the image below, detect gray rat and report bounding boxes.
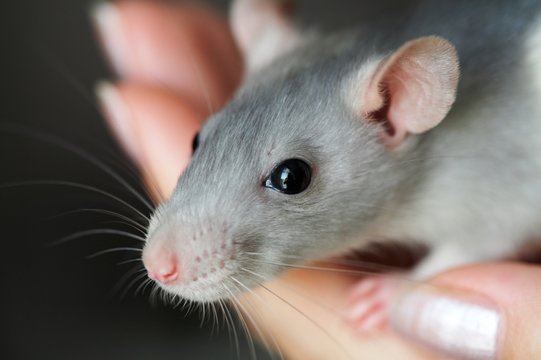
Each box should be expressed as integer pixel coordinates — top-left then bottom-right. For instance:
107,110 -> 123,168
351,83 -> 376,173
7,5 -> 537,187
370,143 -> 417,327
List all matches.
142,0 -> 541,313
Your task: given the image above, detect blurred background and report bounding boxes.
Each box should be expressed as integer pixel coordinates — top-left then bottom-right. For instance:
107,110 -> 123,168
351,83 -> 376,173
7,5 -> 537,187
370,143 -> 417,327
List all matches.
0,0 -> 409,359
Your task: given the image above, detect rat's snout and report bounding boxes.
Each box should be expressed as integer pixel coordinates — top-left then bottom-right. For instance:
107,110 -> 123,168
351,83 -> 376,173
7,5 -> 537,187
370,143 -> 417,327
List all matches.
143,244 -> 180,285
142,211 -> 248,301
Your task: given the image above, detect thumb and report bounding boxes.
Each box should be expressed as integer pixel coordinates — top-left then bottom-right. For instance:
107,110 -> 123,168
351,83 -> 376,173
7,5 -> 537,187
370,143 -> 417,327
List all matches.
390,262 -> 541,360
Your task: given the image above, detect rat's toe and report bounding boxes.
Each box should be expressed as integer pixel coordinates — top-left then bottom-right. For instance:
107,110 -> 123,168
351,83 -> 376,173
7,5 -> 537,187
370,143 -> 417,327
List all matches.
345,275 -> 404,334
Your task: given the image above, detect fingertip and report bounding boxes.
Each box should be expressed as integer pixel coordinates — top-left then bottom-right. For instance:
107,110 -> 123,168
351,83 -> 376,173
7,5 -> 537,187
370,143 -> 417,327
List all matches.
391,284 -> 501,360
91,1 -> 128,77
111,84 -> 206,199
391,262 -> 541,360
95,80 -> 141,161
91,0 -> 242,111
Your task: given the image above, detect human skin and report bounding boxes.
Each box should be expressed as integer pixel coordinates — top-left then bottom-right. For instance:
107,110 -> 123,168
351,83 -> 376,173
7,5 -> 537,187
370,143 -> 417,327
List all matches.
93,1 -> 541,359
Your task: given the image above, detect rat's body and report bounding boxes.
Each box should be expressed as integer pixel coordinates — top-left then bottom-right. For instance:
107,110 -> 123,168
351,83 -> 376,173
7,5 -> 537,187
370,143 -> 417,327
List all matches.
357,0 -> 541,276
143,0 -> 541,302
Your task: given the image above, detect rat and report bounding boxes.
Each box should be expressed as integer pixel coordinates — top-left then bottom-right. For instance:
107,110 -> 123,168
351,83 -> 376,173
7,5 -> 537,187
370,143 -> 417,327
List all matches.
141,0 -> 541,330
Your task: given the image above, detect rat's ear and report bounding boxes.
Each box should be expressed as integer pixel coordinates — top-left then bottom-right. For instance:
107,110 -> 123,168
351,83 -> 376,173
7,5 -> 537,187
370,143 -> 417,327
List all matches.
350,36 -> 459,148
231,0 -> 302,71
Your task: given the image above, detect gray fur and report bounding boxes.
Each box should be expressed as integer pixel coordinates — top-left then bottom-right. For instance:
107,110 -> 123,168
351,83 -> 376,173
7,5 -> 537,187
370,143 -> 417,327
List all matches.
145,0 -> 541,301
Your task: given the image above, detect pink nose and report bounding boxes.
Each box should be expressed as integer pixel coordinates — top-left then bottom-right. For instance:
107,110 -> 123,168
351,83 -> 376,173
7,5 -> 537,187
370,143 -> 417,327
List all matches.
144,250 -> 180,285
147,264 -> 179,284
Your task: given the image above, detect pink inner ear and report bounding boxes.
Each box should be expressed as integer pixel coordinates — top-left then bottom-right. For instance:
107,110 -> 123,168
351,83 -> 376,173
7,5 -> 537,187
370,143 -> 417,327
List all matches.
367,88 -> 395,137
363,37 -> 460,148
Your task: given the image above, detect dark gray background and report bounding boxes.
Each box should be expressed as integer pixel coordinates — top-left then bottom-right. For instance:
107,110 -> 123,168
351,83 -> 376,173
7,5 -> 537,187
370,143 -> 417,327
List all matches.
0,0 -> 406,359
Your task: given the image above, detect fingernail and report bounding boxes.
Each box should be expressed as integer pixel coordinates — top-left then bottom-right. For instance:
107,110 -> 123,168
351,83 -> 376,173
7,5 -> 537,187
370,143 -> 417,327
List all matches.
391,289 -> 502,360
91,1 -> 127,76
95,81 -> 140,160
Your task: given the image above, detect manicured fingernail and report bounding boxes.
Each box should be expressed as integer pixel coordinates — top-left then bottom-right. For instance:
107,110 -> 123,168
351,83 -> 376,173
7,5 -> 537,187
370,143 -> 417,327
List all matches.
95,81 -> 139,160
391,289 -> 501,360
91,1 -> 127,76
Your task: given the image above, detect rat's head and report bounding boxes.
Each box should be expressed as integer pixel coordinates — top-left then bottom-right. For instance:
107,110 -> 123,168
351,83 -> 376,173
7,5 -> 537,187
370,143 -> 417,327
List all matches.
142,3 -> 459,302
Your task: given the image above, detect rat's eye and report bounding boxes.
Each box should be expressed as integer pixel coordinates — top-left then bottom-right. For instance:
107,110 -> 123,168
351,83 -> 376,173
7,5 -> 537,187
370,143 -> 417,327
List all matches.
264,159 -> 311,194
192,132 -> 199,154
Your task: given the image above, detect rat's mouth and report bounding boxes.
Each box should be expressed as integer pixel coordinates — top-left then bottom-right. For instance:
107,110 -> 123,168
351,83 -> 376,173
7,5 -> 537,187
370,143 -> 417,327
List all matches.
158,279 -> 234,302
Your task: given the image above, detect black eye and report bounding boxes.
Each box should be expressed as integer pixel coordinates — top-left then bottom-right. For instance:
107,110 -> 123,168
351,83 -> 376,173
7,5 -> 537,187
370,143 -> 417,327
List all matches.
265,159 -> 312,195
192,132 -> 199,153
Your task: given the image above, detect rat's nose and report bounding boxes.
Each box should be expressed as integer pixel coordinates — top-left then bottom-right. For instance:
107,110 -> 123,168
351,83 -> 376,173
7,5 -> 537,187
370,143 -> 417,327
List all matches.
148,263 -> 179,284
143,248 -> 180,285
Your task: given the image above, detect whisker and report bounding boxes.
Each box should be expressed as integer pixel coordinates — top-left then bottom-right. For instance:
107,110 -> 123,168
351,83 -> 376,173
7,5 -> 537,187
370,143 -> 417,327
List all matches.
145,280 -> 159,298
200,302 -> 207,326
185,299 -> 196,318
207,302 -> 214,328
121,270 -> 149,299
246,259 -> 435,290
231,277 -> 284,360
134,278 -> 153,297
0,123 -> 154,211
241,266 -> 349,320
51,228 -> 145,246
87,246 -> 142,259
32,44 -> 95,105
149,284 -> 161,307
171,294 -> 181,308
0,180 -> 150,222
13,44 -> 156,207
219,295 -> 241,359
273,277 -> 344,320
180,298 -> 189,311
252,279 -> 354,360
244,252 -> 407,274
163,291 -> 174,306
100,220 -> 147,237
110,264 -> 144,297
217,298 -> 232,340
139,165 -> 167,204
5,124 -> 154,210
209,300 -> 219,336
218,298 -> 244,358
93,144 -> 160,204
47,208 -> 147,233
172,296 -> 185,311
224,286 -> 257,360
162,289 -> 171,306
244,260 -> 386,277
117,258 -> 143,266
0,124 -> 154,210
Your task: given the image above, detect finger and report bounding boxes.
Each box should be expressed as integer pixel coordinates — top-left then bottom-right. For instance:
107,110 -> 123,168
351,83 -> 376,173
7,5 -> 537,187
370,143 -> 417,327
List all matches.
92,0 -> 243,112
237,269 -> 436,360
391,262 -> 541,360
96,81 -> 205,201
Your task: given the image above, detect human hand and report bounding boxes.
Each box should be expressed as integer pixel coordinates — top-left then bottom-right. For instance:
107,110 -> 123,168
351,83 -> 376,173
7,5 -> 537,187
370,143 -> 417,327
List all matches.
93,1 -> 541,359
92,0 -> 242,200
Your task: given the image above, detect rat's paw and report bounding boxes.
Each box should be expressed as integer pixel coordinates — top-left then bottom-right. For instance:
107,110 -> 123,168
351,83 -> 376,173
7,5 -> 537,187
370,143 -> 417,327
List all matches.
345,275 -> 403,334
